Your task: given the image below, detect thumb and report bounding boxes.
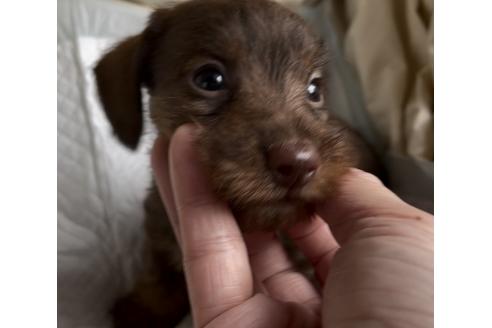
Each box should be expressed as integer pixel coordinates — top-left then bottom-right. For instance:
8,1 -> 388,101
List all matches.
316,168 -> 432,245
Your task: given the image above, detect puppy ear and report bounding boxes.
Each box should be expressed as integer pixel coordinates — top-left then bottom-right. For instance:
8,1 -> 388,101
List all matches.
94,9 -> 169,149
94,35 -> 146,149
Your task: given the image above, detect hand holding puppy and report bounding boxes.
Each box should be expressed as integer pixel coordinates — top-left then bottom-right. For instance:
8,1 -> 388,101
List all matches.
152,124 -> 433,328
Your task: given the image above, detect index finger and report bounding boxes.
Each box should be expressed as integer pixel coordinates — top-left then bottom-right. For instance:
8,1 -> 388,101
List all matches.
169,125 -> 254,327
287,216 -> 339,285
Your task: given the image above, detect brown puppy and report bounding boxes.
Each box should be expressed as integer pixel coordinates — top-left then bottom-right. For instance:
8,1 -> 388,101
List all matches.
95,0 -> 379,326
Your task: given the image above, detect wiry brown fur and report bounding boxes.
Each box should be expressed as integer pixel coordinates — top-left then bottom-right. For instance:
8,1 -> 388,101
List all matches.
94,0 -> 379,326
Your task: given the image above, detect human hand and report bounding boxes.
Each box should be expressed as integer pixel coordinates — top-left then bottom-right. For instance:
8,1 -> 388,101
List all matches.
151,124 -> 433,328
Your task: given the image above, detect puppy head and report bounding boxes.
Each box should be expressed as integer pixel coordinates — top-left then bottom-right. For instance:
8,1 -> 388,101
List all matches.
95,0 -> 354,231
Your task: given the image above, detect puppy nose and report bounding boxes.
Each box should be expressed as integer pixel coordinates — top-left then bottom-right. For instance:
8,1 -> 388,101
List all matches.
266,141 -> 320,187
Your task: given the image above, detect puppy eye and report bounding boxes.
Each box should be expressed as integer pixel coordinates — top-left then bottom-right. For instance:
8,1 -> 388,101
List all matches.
193,65 -> 226,91
307,78 -> 322,103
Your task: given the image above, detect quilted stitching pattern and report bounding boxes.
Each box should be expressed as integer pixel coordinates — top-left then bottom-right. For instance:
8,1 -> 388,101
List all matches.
58,1 -> 153,326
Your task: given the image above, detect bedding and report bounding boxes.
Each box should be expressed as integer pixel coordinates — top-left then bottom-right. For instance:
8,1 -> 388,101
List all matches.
58,0 -> 153,326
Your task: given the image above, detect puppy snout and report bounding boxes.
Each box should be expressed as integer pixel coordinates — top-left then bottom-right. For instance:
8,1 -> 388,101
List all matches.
266,141 -> 320,188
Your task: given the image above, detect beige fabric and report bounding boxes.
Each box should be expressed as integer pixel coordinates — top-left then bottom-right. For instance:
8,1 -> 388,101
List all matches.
320,0 -> 434,161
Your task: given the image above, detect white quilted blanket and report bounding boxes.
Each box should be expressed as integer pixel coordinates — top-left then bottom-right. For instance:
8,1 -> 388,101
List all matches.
58,0 -> 154,327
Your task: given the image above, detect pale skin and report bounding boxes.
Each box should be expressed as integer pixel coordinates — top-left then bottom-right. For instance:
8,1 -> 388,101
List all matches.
152,124 -> 433,328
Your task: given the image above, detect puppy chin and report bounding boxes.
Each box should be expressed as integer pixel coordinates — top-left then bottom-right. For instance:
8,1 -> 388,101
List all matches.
231,201 -> 316,232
